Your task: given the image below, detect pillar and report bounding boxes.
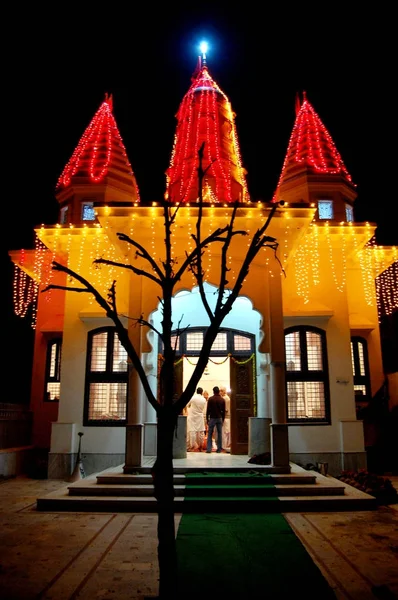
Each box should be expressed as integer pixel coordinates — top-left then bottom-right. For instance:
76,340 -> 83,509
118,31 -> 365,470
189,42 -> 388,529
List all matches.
124,277 -> 144,472
268,265 -> 290,470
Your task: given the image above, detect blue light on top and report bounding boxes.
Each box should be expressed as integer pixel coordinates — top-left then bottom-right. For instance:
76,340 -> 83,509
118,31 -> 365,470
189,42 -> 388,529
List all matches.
199,41 -> 208,60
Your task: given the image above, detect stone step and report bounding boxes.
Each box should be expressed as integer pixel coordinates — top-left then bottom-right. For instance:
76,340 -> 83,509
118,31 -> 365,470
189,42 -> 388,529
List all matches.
35,465 -> 378,513
121,465 -> 291,475
68,482 -> 346,497
96,473 -> 318,486
36,491 -> 377,513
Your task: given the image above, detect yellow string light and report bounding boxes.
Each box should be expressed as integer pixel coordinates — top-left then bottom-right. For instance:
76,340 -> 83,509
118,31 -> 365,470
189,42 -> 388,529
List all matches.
325,222 -> 346,292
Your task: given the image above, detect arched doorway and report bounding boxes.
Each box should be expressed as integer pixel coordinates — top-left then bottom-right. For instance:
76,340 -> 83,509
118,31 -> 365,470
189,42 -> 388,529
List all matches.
163,327 -> 256,454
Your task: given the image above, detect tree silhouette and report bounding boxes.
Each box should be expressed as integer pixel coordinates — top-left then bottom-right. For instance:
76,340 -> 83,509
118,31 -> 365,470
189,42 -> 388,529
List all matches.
43,143 -> 283,598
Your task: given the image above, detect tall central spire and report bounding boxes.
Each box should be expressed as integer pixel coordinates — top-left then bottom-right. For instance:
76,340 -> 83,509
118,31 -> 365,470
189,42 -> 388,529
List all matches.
165,45 -> 249,204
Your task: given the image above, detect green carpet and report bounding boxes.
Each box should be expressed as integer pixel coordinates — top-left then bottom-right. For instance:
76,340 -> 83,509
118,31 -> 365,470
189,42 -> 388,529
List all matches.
175,472 -> 336,599
183,470 -> 278,501
184,471 -> 272,478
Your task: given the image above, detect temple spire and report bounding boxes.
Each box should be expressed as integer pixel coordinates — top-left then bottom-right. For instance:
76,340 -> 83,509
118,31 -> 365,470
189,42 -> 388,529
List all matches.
55,94 -> 140,223
165,45 -> 249,204
272,93 -> 357,216
273,93 -> 355,203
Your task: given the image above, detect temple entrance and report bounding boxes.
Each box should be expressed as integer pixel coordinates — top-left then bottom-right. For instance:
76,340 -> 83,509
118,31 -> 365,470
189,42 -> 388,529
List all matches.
171,331 -> 255,454
183,354 -> 231,452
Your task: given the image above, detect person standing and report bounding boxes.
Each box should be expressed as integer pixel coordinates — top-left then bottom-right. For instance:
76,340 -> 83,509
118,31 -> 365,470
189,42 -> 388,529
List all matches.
220,386 -> 231,452
206,386 -> 225,453
186,387 -> 207,451
202,389 -> 216,450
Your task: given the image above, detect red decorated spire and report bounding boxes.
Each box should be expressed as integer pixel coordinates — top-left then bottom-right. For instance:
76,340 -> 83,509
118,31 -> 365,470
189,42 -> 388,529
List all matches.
56,94 -> 140,202
165,53 -> 249,204
273,92 -> 355,202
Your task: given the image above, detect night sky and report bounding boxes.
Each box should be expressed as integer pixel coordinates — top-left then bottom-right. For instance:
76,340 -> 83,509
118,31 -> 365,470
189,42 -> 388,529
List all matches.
5,7 -> 396,400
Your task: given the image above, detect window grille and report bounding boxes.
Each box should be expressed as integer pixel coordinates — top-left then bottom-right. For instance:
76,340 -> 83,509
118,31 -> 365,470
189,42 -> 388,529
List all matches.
285,326 -> 330,423
186,331 -> 204,351
234,334 -> 251,351
351,337 -> 371,402
211,332 -> 227,351
45,339 -> 62,401
84,328 -> 128,424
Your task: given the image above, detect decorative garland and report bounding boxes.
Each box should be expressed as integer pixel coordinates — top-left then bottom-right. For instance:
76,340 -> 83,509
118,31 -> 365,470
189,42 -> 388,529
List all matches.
159,352 -> 255,366
158,353 -> 257,416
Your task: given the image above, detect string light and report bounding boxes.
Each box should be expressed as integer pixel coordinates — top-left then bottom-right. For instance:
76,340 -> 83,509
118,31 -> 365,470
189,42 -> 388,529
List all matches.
165,59 -> 249,204
56,95 -> 140,202
310,223 -> 320,285
273,93 -> 355,202
13,208 -> 396,339
13,261 -> 35,317
376,259 -> 398,320
294,242 -> 310,303
11,74 -> 396,346
325,222 -> 346,292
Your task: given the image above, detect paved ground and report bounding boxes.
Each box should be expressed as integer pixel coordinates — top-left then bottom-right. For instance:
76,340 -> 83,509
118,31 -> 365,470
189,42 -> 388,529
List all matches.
0,475 -> 397,600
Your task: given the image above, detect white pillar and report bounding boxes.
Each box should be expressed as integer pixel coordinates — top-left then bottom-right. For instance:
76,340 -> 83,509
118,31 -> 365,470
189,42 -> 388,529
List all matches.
268,266 -> 290,470
124,276 -> 144,471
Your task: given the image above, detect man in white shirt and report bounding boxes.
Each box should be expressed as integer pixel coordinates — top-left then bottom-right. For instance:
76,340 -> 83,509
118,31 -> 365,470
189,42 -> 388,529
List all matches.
186,387 -> 207,451
220,386 -> 231,451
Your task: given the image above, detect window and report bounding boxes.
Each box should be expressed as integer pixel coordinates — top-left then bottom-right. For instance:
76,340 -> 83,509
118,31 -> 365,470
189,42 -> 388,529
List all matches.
170,334 -> 180,351
186,331 -> 204,351
60,206 -> 69,224
234,334 -> 252,351
351,337 -> 371,401
45,339 -> 62,401
285,326 -> 330,423
318,200 -> 334,220
84,327 -> 128,425
211,332 -> 227,351
81,201 -> 95,221
159,328 -> 254,356
345,204 -> 354,222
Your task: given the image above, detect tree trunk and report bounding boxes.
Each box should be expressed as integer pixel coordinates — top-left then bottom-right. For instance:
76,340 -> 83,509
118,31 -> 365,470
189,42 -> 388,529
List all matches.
151,405 -> 178,598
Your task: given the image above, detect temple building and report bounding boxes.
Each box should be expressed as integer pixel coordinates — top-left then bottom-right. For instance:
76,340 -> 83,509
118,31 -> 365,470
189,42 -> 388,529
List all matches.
9,52 -> 397,479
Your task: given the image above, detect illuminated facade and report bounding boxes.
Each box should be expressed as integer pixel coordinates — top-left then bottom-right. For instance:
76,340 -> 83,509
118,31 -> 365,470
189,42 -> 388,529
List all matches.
9,55 -> 397,478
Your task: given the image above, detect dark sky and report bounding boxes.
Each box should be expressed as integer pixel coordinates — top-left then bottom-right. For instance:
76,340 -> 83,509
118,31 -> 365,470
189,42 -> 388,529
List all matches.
5,6 -> 396,399
5,6 -> 396,248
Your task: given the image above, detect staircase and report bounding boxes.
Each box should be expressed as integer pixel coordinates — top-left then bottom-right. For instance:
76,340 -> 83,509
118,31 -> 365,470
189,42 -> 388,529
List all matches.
36,463 -> 377,513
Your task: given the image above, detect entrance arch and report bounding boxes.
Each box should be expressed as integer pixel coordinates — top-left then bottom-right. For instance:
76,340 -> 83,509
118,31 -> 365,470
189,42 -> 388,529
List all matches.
148,283 -> 269,455
160,328 -> 256,455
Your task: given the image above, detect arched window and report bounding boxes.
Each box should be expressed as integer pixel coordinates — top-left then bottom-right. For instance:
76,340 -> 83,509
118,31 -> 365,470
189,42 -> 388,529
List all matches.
351,336 -> 371,402
84,327 -> 128,425
284,326 -> 331,423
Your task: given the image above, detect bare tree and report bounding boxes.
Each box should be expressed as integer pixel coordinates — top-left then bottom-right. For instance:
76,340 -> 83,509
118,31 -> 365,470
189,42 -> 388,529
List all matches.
43,143 -> 282,598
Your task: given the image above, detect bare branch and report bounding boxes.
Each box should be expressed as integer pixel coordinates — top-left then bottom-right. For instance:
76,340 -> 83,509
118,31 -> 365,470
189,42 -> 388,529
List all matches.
219,203 -> 283,318
167,199 -> 182,226
116,233 -> 164,280
203,158 -> 216,175
42,284 -> 90,294
94,258 -> 162,286
215,201 -> 239,314
43,261 -> 158,411
173,226 -> 241,284
119,314 -> 164,338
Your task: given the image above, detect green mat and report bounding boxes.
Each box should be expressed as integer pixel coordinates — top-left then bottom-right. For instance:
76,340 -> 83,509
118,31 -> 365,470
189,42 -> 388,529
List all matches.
183,470 -> 279,501
175,473 -> 336,599
184,471 -> 272,478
